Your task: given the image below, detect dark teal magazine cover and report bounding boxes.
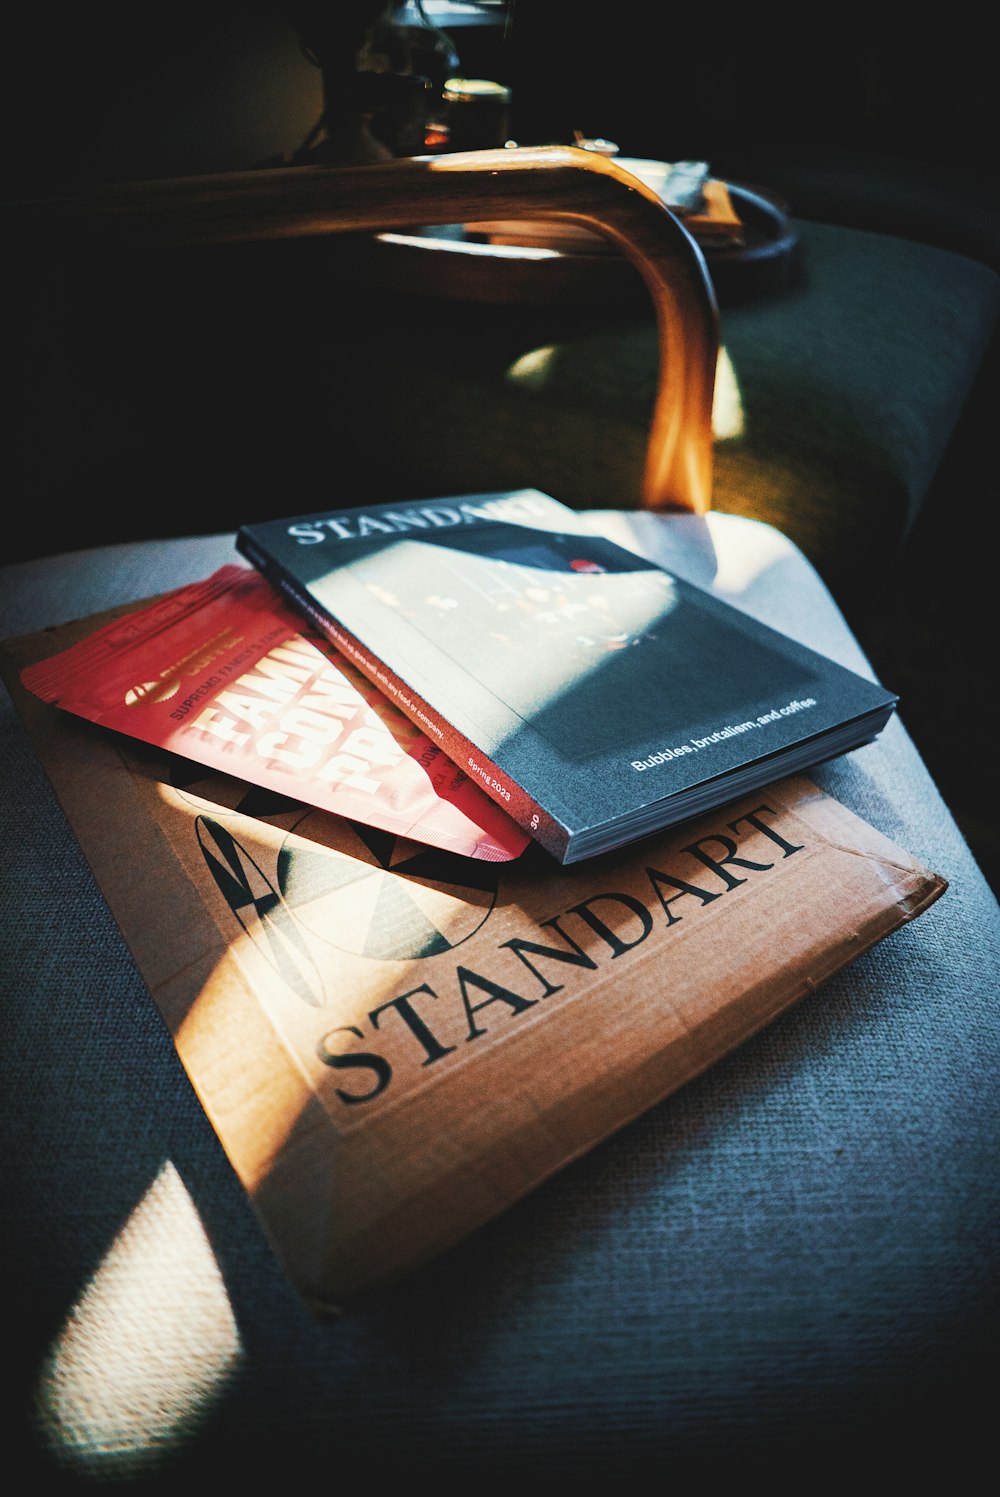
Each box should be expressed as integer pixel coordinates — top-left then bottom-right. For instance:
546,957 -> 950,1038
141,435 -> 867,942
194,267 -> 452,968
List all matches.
237,490 -> 897,863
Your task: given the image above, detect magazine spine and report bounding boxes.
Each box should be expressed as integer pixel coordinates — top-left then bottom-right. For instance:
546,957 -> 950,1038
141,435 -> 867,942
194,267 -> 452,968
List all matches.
236,533 -> 570,862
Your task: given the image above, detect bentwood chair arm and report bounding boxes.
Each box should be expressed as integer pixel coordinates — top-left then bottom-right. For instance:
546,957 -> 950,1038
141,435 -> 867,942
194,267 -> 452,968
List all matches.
3,145 -> 719,513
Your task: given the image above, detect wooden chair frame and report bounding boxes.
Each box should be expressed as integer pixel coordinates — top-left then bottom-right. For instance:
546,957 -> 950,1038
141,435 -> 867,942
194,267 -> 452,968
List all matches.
6,145 -> 718,514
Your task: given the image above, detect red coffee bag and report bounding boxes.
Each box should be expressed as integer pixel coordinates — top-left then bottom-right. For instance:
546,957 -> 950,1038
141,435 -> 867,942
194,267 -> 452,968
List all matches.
21,564 -> 528,861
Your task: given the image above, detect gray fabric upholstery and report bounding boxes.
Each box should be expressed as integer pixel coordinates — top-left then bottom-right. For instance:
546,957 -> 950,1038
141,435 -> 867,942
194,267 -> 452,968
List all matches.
319,221 -> 999,604
2,513 -> 996,1485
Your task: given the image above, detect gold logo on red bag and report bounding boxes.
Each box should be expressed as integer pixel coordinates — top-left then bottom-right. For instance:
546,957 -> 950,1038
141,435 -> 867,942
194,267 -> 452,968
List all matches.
124,674 -> 181,706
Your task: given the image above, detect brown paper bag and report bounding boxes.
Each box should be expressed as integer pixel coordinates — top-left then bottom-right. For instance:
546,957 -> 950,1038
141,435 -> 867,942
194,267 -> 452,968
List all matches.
1,610 -> 946,1314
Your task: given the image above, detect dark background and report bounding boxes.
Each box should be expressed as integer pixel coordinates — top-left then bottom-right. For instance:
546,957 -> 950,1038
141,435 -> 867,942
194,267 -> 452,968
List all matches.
5,6 -> 995,189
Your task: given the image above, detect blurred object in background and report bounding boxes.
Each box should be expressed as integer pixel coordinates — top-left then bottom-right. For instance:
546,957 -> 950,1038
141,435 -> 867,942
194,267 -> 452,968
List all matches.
284,1 -> 462,162
435,75 -> 512,150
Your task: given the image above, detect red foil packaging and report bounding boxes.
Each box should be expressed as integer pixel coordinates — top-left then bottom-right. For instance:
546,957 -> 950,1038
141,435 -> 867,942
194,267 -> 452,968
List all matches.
20,564 -> 528,862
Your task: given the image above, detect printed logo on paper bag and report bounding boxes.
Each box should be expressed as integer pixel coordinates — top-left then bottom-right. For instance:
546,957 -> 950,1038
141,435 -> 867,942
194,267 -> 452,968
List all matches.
274,811 -> 498,961
147,753 -> 499,1006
